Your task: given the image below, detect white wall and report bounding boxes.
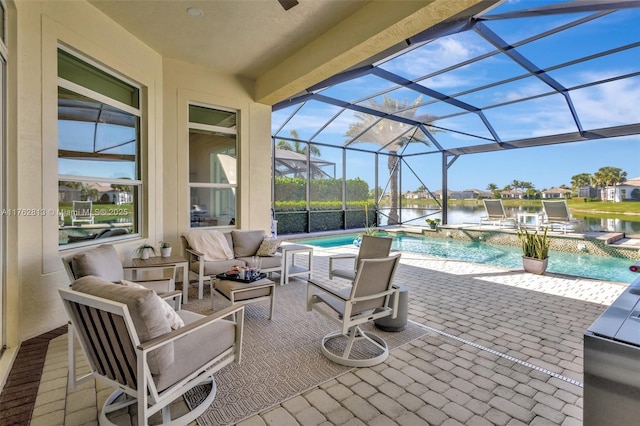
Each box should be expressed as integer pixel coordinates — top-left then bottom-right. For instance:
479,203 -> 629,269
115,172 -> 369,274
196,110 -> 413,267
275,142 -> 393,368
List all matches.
11,0 -> 163,349
162,57 -> 273,253
5,2 -> 273,386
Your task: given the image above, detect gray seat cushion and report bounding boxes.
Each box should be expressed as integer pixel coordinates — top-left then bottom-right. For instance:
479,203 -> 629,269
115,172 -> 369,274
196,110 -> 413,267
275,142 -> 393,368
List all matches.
237,253 -> 282,270
215,277 -> 273,302
71,244 -> 124,282
71,275 -> 173,375
190,258 -> 246,276
155,317 -> 236,391
231,230 -> 265,258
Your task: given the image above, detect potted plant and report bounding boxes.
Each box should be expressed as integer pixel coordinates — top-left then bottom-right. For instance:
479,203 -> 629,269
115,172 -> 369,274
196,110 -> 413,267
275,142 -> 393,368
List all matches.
518,227 -> 550,274
160,241 -> 172,258
425,218 -> 441,229
134,243 -> 156,260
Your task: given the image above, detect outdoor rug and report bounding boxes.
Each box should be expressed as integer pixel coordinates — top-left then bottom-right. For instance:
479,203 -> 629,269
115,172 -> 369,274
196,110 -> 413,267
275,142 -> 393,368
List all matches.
181,280 -> 429,426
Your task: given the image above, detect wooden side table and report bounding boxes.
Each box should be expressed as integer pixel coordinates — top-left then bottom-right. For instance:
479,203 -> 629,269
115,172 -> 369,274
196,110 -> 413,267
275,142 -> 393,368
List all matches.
131,255 -> 190,302
279,243 -> 314,285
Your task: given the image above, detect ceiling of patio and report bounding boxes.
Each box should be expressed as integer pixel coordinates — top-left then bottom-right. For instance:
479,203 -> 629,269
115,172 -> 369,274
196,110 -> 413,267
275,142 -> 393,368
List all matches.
88,0 -> 369,79
272,0 -> 640,158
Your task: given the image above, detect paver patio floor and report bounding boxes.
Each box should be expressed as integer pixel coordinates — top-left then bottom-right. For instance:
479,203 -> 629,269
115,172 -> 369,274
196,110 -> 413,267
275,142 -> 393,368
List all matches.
20,245 -> 628,425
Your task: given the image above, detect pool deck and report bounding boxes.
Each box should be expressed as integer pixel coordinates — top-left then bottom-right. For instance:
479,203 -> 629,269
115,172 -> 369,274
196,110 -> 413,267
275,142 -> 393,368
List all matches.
389,224 -> 640,245
5,243 -> 637,425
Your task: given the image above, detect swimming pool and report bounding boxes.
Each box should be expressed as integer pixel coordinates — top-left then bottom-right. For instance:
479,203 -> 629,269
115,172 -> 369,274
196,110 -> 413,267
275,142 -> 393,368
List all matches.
296,233 -> 638,284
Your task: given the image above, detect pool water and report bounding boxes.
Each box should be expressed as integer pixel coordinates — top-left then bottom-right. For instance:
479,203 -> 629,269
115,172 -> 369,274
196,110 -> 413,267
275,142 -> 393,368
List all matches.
297,233 -> 638,284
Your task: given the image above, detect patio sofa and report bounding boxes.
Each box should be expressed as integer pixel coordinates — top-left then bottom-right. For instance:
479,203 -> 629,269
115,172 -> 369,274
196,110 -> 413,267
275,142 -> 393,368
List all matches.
182,229 -> 282,299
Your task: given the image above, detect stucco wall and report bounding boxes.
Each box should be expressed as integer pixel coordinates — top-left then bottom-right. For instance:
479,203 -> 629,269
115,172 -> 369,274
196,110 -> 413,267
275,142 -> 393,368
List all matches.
162,57 -> 273,254
13,0 -> 163,346
8,0 -> 273,357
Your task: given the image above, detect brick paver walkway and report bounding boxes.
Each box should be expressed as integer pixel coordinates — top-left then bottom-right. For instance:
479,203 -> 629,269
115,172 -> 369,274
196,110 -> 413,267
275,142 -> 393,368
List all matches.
28,246 -> 627,425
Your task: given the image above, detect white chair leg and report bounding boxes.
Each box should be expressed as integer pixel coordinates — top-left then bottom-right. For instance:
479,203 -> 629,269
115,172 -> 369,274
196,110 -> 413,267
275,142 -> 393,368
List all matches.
321,326 -> 389,367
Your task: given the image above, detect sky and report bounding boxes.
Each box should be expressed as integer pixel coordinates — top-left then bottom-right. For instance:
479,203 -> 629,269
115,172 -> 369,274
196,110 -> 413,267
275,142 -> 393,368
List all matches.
272,0 -> 640,193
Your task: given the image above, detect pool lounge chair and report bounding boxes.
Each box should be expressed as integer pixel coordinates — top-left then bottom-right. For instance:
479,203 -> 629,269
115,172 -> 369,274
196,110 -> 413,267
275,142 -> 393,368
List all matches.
541,200 -> 581,234
71,200 -> 94,225
480,199 -> 517,228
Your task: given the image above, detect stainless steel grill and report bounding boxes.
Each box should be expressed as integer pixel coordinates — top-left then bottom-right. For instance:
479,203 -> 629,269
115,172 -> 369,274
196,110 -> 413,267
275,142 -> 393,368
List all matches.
584,276 -> 640,426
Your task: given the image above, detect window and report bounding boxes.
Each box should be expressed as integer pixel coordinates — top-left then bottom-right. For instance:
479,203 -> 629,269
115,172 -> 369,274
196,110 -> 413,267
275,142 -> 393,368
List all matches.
57,48 -> 141,246
188,104 -> 237,227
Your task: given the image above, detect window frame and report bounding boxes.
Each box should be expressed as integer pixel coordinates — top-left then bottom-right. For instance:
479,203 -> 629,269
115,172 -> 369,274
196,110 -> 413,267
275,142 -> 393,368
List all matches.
188,102 -> 238,229
57,46 -> 142,248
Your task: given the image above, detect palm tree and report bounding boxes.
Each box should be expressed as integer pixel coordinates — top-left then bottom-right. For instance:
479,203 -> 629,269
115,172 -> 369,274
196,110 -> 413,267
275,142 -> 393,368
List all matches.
345,95 -> 435,224
593,166 -> 627,201
276,130 -> 321,157
276,129 -> 324,178
486,183 -> 499,198
511,179 -> 522,195
571,173 -> 592,190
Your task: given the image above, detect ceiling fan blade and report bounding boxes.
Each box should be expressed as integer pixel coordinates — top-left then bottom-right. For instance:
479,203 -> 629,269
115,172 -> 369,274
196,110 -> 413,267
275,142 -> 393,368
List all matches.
278,0 -> 299,11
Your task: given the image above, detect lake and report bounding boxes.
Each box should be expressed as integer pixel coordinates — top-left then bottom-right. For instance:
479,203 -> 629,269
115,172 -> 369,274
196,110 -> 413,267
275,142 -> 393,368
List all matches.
379,204 -> 640,236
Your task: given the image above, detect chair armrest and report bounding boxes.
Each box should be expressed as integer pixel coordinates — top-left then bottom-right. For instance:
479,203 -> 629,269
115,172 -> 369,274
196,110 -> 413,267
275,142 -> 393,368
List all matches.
138,304 -> 244,352
328,253 -> 357,276
185,247 -> 204,258
351,286 -> 397,304
328,253 -> 356,260
159,290 -> 182,311
308,278 -> 348,301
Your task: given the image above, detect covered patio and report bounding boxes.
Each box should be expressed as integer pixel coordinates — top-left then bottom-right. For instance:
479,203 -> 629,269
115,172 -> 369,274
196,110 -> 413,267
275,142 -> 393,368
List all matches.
1,1 -> 639,425
2,244 -> 627,425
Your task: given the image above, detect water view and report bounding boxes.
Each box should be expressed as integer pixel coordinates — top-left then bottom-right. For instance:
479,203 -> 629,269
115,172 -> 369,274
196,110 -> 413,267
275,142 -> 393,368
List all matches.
380,204 -> 640,236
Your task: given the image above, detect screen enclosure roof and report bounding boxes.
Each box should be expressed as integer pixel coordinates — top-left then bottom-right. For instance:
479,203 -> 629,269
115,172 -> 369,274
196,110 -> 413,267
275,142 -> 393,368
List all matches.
272,0 -> 640,159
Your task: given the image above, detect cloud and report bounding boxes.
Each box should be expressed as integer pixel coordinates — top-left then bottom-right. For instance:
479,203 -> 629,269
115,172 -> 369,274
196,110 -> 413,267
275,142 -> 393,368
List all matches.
570,76 -> 640,128
382,33 -> 488,78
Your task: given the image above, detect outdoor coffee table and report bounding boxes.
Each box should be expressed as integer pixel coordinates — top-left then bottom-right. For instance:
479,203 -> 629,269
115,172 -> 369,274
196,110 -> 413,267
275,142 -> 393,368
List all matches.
211,276 -> 275,319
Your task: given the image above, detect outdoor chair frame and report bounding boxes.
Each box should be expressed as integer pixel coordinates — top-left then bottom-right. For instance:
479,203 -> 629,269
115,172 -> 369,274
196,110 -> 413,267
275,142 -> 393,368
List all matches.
480,199 -> 517,228
307,254 -> 401,367
71,200 -> 95,226
59,286 -> 243,426
62,246 -> 181,393
541,200 -> 582,234
328,234 -> 393,281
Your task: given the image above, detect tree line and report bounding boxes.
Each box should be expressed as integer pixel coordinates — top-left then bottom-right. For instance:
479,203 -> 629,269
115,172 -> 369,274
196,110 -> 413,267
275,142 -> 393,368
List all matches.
484,166 -> 627,199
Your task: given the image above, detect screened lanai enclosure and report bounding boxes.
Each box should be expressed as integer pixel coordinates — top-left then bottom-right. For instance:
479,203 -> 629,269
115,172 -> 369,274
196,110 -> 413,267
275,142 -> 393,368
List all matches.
271,0 -> 640,235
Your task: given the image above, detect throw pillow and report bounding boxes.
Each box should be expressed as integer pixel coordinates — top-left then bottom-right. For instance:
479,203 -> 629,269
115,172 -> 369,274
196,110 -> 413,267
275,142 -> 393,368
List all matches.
71,276 -> 173,374
231,230 -> 266,257
71,244 -> 125,282
256,238 -> 281,257
120,280 -> 185,330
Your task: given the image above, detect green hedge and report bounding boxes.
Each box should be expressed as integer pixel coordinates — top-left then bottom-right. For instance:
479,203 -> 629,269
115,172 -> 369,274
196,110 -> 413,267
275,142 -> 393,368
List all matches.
275,205 -> 377,234
274,176 -> 369,203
